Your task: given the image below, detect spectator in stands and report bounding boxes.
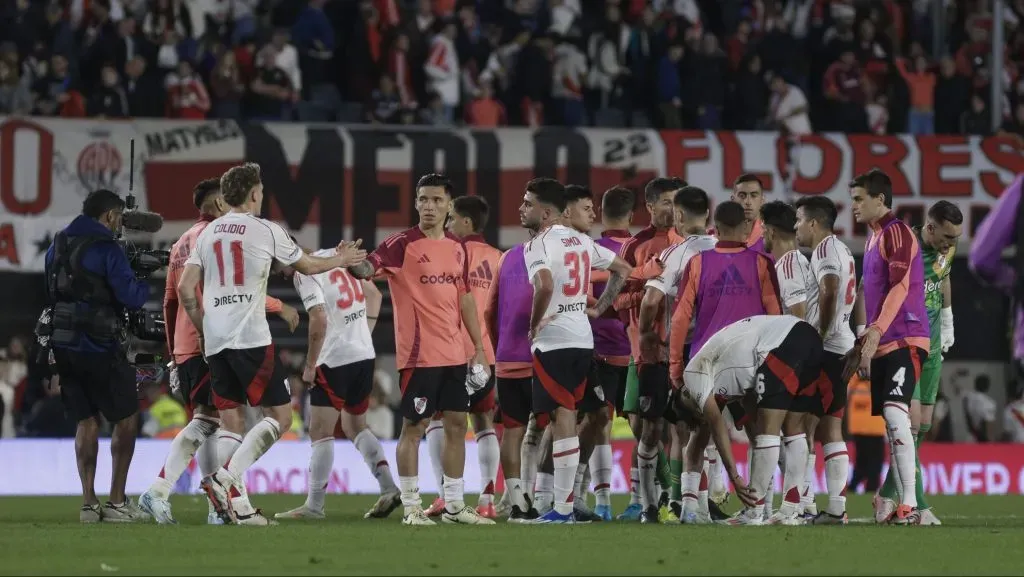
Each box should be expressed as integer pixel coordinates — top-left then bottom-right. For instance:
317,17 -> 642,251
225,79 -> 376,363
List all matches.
769,73 -> 810,137
141,0 -> 192,46
123,55 -> 164,117
726,19 -> 753,72
270,28 -> 301,105
208,50 -> 245,119
387,31 -> 416,108
0,58 -> 33,115
87,63 -> 129,117
729,54 -> 767,131
934,56 -> 971,134
32,54 -> 85,117
365,74 -> 402,123
692,33 -> 726,130
419,90 -> 450,125
823,49 -> 868,132
249,49 -> 293,120
867,92 -> 889,135
961,92 -> 993,135
999,102 -> 1024,141
1002,387 -> 1024,442
154,29 -> 182,76
658,42 -> 684,129
425,19 -> 460,124
964,374 -> 997,443
896,54 -> 936,135
77,0 -> 120,93
464,79 -> 505,127
0,337 -> 28,439
551,32 -> 587,127
165,59 -> 209,118
112,17 -> 139,74
206,0 -> 258,47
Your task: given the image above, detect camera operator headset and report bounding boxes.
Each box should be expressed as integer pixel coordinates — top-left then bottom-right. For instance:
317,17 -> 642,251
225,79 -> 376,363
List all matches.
43,188 -> 151,524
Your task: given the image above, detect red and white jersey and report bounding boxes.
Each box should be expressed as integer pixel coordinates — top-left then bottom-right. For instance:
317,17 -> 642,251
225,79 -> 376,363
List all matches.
810,235 -> 857,354
776,249 -> 816,318
524,224 -> 616,352
186,212 -> 302,356
645,234 -> 717,340
293,248 -> 375,368
1002,399 -> 1024,443
682,315 -> 803,411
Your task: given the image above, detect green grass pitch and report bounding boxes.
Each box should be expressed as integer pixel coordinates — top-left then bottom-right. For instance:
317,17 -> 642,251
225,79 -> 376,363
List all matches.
1,494 -> 1022,575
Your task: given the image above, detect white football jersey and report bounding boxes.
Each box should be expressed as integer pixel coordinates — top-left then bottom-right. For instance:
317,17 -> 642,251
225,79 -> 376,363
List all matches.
1002,400 -> 1024,443
682,315 -> 802,411
776,250 -> 817,319
524,224 -> 616,352
293,248 -> 375,368
646,234 -> 717,340
810,235 -> 856,354
186,212 -> 302,356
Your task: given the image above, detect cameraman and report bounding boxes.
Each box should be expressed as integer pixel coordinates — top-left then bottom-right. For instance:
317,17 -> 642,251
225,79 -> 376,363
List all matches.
44,189 -> 150,524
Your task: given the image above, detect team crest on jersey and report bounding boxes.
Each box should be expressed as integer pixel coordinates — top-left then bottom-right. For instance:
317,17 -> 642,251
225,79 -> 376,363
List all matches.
639,396 -> 652,412
594,385 -> 605,402
414,397 -> 428,415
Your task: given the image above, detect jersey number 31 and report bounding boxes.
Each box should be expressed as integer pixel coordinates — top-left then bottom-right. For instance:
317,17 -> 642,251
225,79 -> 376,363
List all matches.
562,251 -> 591,296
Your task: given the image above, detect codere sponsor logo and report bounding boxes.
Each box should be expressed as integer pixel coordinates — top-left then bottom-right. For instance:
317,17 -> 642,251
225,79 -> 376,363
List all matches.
420,273 -> 459,285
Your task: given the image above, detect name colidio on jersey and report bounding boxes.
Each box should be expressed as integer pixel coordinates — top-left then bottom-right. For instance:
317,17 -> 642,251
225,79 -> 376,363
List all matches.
214,294 -> 255,307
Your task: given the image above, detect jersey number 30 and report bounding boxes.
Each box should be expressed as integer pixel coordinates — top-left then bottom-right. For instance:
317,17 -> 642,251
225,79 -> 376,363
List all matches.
562,251 -> 591,297
329,269 -> 365,309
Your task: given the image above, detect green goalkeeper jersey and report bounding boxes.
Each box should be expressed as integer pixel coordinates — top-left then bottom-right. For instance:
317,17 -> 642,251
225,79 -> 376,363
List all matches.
914,227 -> 954,354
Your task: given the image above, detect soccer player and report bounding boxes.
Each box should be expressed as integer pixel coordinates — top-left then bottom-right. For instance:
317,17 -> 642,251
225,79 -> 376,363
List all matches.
274,243 -> 402,521
587,185 -> 636,520
761,200 -> 815,522
722,173 -> 767,252
140,178 -> 300,525
674,315 -> 823,525
347,173 -> 494,526
614,177 -> 684,520
848,168 -> 931,525
637,185 -> 716,522
874,200 -> 961,526
520,177 -> 633,523
420,196 -> 502,518
178,163 -> 367,525
793,195 -> 858,525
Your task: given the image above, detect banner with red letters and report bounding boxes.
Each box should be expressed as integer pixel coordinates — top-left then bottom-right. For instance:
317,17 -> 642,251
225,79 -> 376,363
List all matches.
1,116 -> 1020,272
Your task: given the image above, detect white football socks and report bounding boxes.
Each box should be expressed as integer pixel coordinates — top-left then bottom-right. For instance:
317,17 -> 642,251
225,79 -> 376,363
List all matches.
779,433 -> 808,517
800,449 -> 817,513
751,435 -> 781,517
883,403 -> 917,508
822,442 -> 849,515
399,475 -> 420,511
637,441 -> 659,510
681,471 -> 699,516
697,469 -> 710,515
704,444 -> 726,496
226,417 -> 281,480
504,477 -> 527,510
521,424 -> 542,503
534,472 -> 554,512
552,437 -> 580,516
629,466 -> 641,505
442,475 -> 465,513
354,429 -> 396,492
425,420 -> 445,496
150,415 -> 219,499
196,432 -> 220,477
306,437 -> 333,512
590,444 -> 613,507
213,429 -> 242,468
475,429 -> 500,506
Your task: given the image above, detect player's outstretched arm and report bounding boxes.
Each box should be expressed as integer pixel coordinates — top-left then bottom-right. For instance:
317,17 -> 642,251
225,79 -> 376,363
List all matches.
702,398 -> 756,507
348,260 -> 376,280
587,256 -> 633,317
293,241 -> 367,276
303,304 -> 327,383
362,280 -> 382,333
176,263 -> 205,341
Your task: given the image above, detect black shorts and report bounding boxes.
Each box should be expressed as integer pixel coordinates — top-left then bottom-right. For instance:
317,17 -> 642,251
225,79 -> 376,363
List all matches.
52,348 -> 138,423
870,346 -> 927,415
637,362 -> 670,420
755,322 -> 823,412
532,348 -> 591,414
800,350 -> 849,418
207,344 -> 291,410
398,365 -> 470,423
469,367 -> 497,414
177,355 -> 211,411
579,359 -> 622,414
312,358 -> 375,415
497,376 -> 532,428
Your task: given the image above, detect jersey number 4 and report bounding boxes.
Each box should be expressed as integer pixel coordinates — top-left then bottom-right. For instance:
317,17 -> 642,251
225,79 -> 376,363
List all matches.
562,251 -> 592,296
329,269 -> 365,309
213,240 -> 244,287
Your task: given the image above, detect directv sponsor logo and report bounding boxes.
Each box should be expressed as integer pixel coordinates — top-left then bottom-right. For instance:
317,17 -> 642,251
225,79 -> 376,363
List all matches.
344,309 -> 366,325
557,302 -> 586,313
214,294 -> 255,307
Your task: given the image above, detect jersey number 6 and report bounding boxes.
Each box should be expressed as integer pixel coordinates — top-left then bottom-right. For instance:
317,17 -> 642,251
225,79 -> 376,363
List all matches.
562,251 -> 591,297
329,269 -> 365,309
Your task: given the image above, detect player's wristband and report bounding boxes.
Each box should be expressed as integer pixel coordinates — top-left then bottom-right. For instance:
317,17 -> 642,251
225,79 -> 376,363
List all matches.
855,325 -> 866,337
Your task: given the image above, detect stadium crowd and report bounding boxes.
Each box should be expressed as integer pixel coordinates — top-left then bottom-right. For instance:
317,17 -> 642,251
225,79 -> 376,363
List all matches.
1,0 -> 1024,136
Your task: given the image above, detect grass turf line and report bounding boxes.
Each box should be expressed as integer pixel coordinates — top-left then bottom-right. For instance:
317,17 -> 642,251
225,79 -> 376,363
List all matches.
0,494 -> 1023,575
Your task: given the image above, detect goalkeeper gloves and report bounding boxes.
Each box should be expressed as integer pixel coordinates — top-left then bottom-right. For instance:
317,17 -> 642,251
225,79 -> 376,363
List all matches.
940,307 -> 955,353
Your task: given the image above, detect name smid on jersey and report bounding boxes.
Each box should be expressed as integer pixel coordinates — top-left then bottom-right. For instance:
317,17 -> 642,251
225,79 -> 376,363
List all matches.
186,212 -> 303,356
524,225 -> 616,352
293,248 -> 375,368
